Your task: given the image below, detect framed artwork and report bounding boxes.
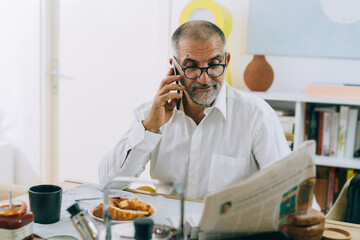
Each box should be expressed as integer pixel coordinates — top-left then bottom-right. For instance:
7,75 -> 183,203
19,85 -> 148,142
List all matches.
246,0 -> 360,59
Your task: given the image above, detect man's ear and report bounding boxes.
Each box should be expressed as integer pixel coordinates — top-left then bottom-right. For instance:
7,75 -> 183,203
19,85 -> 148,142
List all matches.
226,52 -> 231,66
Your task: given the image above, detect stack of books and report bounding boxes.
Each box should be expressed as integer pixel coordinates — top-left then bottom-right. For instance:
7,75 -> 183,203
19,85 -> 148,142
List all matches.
305,104 -> 360,158
315,166 -> 359,213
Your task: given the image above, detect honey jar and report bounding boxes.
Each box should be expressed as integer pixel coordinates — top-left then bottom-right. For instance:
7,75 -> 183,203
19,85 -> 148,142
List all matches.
0,201 -> 34,240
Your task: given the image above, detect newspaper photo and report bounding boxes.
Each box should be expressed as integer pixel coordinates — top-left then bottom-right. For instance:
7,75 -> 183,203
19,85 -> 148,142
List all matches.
197,140 -> 316,239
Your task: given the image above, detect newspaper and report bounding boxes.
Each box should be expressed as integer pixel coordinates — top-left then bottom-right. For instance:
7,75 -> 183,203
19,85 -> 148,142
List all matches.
196,140 -> 316,239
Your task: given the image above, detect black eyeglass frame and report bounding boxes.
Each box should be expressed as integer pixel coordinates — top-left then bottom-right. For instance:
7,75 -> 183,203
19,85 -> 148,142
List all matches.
172,53 -> 227,80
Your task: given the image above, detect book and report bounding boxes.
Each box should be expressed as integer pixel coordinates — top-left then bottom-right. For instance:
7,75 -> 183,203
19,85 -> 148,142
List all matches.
327,167 -> 336,210
337,106 -> 350,158
315,167 -> 353,211
308,111 -> 319,151
330,112 -> 339,157
322,112 -> 332,156
303,103 -> 313,141
355,121 -> 360,158
317,112 -> 324,155
315,178 -> 329,212
315,166 -> 330,212
309,106 -> 345,157
345,109 -> 359,158
332,168 -> 348,205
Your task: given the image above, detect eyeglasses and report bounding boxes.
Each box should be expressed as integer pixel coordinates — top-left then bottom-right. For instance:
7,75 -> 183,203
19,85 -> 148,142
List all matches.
172,53 -> 227,80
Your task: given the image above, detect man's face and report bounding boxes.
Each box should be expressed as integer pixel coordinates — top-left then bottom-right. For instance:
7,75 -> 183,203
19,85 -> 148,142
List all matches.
175,37 -> 228,107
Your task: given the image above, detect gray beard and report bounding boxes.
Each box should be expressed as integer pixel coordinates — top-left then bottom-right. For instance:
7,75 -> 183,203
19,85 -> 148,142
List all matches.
182,80 -> 222,107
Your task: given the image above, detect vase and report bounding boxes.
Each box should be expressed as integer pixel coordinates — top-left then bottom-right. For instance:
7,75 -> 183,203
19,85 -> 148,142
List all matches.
243,55 -> 274,91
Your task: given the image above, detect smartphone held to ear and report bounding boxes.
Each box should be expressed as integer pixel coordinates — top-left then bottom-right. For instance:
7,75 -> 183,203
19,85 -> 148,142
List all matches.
172,63 -> 181,110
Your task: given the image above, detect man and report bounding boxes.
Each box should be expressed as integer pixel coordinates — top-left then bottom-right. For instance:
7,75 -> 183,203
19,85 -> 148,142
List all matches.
99,20 -> 324,239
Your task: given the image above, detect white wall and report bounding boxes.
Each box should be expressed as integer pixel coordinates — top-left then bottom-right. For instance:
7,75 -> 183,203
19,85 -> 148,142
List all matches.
0,0 -> 42,185
56,0 -> 170,183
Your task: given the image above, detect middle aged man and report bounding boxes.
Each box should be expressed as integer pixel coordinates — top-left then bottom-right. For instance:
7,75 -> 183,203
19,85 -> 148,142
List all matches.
99,20 -> 325,240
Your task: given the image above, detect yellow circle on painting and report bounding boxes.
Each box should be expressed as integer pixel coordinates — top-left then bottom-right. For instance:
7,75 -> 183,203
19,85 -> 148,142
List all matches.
179,0 -> 233,85
179,0 -> 232,39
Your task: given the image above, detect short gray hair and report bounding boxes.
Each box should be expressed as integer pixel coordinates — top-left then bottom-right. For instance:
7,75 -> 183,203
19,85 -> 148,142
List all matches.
171,20 -> 226,57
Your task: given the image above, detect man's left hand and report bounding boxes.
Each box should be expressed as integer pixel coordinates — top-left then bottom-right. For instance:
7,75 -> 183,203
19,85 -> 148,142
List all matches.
281,209 -> 325,240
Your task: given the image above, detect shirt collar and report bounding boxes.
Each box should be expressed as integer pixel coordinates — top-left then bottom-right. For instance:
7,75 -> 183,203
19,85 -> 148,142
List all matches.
204,81 -> 227,120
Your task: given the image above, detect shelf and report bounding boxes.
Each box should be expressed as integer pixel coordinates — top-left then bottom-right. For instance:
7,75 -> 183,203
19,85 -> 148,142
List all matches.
315,156 -> 360,170
250,91 -> 360,106
249,90 -> 360,170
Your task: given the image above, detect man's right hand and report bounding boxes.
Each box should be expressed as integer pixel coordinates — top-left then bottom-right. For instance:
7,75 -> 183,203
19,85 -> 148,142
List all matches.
142,68 -> 185,133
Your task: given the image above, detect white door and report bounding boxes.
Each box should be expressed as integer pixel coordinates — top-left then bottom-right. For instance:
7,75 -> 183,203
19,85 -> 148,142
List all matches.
57,0 -> 170,183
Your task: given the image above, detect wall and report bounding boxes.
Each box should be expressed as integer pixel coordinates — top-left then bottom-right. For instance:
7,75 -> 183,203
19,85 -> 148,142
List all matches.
170,0 -> 360,92
56,0 -> 170,183
0,0 -> 42,186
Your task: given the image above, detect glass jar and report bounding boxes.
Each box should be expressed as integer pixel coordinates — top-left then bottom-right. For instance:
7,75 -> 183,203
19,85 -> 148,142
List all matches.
0,201 -> 34,240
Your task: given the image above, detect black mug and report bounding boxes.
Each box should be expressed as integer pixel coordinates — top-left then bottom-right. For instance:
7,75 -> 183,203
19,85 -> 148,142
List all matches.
29,185 -> 63,224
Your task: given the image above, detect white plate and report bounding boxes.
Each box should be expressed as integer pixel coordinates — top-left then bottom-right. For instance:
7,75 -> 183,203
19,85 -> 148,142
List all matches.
88,199 -> 156,223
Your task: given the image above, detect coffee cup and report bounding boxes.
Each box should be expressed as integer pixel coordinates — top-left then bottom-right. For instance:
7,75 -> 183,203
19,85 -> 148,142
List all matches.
29,184 -> 62,224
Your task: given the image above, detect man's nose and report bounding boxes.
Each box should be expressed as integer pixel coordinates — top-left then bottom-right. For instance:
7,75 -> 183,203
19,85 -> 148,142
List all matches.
197,69 -> 212,84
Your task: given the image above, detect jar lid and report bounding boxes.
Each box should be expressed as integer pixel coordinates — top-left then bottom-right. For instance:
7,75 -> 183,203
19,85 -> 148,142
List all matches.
0,201 -> 27,217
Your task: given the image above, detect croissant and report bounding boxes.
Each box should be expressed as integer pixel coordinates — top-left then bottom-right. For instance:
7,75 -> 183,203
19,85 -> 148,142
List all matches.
119,198 -> 155,215
92,197 -> 154,221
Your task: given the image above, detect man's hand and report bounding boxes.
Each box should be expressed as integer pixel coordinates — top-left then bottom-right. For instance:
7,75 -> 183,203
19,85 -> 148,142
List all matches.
281,209 -> 325,240
143,68 -> 185,133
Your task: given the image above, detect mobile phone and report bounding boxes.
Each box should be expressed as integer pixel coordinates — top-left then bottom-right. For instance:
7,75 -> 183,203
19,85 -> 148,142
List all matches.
173,62 -> 181,110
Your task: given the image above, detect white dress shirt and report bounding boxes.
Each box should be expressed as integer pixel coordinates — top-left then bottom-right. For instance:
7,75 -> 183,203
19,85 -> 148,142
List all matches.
98,82 -> 296,200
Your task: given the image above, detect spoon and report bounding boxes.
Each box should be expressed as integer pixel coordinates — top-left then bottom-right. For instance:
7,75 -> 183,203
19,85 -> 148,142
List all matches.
8,191 -> 13,209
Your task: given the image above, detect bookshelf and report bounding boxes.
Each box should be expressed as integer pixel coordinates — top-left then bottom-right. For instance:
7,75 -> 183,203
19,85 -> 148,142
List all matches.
251,91 -> 360,170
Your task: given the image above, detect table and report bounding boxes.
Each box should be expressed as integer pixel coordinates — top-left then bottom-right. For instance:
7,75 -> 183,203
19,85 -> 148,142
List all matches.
29,180 -> 203,239
2,180 -> 360,239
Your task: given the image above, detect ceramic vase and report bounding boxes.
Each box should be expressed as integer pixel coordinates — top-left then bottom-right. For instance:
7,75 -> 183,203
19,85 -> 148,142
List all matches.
243,55 -> 274,91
